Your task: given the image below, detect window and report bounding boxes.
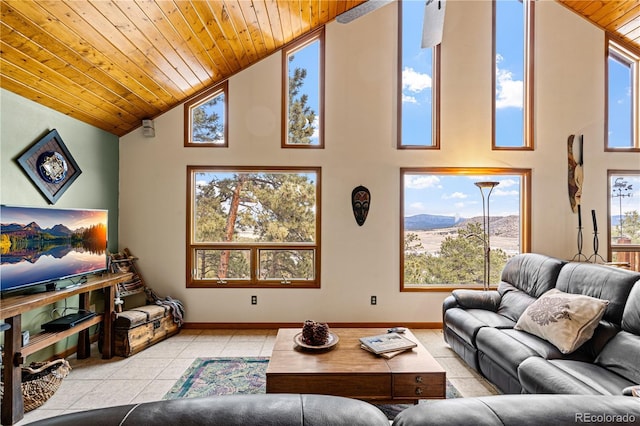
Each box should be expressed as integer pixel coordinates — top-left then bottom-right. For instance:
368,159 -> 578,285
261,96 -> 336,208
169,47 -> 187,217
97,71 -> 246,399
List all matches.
401,168 -> 531,291
282,29 -> 324,148
184,81 -> 228,147
493,0 -> 534,149
608,170 -> 640,271
398,0 -> 440,148
607,40 -> 639,151
186,166 -> 321,288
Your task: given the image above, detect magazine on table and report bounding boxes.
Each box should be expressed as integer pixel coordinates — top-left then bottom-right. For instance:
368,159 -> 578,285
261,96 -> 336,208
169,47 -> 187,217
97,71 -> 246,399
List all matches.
359,332 -> 417,355
360,344 -> 412,359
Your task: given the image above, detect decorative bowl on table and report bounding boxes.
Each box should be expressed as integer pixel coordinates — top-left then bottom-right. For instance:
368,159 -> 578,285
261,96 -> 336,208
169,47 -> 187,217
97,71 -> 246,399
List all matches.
293,320 -> 339,351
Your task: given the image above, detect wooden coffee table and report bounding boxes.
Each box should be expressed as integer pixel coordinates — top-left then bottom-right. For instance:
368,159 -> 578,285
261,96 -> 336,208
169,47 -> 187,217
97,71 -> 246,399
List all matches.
266,328 -> 446,404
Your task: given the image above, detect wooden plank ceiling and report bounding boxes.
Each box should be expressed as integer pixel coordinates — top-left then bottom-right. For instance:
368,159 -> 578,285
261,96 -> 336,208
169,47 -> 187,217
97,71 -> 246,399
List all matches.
1,1 -> 639,137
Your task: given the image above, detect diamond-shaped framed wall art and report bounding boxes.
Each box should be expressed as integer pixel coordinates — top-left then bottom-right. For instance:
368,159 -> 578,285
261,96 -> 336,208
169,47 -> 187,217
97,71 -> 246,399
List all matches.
17,129 -> 82,204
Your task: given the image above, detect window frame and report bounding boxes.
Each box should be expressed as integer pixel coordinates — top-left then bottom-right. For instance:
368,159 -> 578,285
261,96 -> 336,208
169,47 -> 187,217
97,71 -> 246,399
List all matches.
400,167 -> 531,292
186,165 -> 322,289
184,81 -> 228,148
605,38 -> 640,152
492,0 -> 534,150
281,28 -> 325,149
397,0 -> 441,150
607,169 -> 640,271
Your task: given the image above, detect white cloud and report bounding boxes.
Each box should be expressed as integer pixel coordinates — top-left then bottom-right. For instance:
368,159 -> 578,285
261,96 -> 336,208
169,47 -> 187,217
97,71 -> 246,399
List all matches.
495,54 -> 523,109
405,175 -> 441,189
402,67 -> 432,93
402,94 -> 418,104
443,192 -> 467,200
494,189 -> 519,197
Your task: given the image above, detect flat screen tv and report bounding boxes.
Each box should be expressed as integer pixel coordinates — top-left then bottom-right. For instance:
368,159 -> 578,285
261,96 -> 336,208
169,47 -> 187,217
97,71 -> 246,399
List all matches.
1,205 -> 108,294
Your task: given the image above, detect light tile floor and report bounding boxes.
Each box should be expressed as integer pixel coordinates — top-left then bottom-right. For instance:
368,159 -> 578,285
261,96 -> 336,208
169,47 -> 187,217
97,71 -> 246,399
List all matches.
17,328 -> 499,425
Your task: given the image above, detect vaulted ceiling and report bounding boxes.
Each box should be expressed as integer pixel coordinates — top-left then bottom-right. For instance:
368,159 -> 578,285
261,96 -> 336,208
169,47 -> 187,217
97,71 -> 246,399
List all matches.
1,1 -> 639,137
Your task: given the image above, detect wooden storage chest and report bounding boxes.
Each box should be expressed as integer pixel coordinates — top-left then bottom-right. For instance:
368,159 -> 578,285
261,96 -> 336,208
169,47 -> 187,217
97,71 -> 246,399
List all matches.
113,305 -> 179,357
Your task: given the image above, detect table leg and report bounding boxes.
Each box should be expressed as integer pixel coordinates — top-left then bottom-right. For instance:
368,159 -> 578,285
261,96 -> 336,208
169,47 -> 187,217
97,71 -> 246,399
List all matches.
2,315 -> 24,425
101,285 -> 115,359
77,293 -> 91,359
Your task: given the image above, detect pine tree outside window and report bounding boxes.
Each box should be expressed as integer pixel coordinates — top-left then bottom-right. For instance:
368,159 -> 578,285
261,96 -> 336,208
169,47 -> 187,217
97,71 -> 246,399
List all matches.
186,166 -> 321,288
282,29 -> 324,148
184,81 -> 228,147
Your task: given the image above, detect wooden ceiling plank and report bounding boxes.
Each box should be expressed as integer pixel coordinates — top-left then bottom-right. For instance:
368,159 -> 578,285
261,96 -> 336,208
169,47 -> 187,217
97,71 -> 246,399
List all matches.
0,27 -> 142,123
1,78 -> 130,135
0,59 -> 131,134
5,0 -> 179,109
277,0 -> 295,43
236,0 -> 273,56
263,0 -> 286,47
170,0 -> 235,79
204,1 -> 253,68
116,0 -> 211,94
222,0 -> 261,63
150,0 -> 229,84
318,0 -> 330,26
71,0 -> 193,96
300,0 -> 313,35
189,0 -> 244,72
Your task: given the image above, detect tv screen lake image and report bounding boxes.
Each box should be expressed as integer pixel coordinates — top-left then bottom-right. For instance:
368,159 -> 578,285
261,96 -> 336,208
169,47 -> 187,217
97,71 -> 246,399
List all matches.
0,206 -> 107,291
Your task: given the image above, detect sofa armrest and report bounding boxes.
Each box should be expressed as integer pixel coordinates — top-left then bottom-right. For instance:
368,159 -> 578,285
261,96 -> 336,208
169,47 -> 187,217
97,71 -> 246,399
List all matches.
451,289 -> 501,311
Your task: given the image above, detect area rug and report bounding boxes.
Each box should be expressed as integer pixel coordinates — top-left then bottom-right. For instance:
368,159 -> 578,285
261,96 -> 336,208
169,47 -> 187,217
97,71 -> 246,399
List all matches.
164,357 -> 461,419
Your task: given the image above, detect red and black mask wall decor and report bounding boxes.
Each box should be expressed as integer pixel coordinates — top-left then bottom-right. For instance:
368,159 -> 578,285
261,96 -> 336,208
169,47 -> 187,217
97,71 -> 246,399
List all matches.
351,185 -> 371,226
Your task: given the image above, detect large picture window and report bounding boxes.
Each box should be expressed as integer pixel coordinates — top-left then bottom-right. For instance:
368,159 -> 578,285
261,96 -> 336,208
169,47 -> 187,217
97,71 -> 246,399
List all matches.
398,0 -> 440,148
493,0 -> 534,149
184,81 -> 228,147
608,170 -> 640,271
607,40 -> 639,151
187,166 -> 321,288
401,168 -> 531,291
282,29 -> 324,148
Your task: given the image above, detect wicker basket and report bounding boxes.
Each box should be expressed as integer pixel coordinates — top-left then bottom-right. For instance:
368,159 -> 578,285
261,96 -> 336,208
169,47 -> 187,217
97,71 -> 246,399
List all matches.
0,359 -> 71,412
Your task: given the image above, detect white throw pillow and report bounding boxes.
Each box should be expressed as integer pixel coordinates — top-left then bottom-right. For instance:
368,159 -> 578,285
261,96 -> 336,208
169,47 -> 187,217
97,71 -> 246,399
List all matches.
514,288 -> 609,354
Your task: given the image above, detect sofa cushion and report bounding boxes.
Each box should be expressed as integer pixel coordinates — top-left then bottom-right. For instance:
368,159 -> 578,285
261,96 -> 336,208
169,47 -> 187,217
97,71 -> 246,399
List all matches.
518,357 -> 635,395
393,395 -> 640,426
445,308 -> 516,346
555,262 -> 639,325
496,283 -> 538,322
622,282 -> 640,334
595,330 -> 640,385
499,253 -> 565,297
514,289 -> 608,354
476,327 -> 540,379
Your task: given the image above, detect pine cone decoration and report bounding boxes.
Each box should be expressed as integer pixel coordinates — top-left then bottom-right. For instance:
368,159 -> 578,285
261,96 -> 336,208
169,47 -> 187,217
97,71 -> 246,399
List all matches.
302,320 -> 315,345
313,322 -> 330,345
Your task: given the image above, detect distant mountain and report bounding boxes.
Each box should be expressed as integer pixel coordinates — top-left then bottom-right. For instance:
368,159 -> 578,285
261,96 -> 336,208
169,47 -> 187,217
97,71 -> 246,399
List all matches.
47,224 -> 73,237
0,222 -> 75,239
404,214 -> 459,230
404,214 -> 520,239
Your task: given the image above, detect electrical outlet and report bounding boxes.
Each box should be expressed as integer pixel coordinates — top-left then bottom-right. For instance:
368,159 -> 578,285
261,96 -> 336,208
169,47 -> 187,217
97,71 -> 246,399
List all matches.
251,295 -> 257,305
371,296 -> 377,305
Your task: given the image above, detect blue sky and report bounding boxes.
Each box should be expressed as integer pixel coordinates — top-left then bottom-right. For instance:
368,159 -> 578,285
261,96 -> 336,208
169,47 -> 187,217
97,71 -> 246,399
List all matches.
404,173 -> 521,219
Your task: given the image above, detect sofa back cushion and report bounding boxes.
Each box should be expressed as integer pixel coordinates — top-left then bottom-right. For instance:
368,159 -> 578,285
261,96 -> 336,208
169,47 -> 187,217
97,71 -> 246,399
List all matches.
497,282 -> 538,322
555,263 -> 640,325
622,282 -> 640,335
500,254 -> 565,298
594,331 -> 640,385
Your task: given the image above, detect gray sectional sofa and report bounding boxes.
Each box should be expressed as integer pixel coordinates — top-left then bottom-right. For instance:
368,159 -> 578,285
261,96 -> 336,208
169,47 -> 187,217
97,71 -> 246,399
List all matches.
27,393 -> 640,426
443,253 -> 640,395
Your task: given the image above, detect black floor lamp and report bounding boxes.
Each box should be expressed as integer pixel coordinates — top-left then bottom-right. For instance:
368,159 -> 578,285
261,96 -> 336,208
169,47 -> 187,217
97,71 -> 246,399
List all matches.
475,181 -> 500,291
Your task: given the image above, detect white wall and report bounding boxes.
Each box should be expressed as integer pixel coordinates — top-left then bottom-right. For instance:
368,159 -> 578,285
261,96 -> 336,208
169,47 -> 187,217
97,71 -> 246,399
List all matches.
118,1 -> 639,324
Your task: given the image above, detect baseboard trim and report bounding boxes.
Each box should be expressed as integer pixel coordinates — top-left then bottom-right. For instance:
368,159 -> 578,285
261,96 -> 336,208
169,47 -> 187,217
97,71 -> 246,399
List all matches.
182,322 -> 443,329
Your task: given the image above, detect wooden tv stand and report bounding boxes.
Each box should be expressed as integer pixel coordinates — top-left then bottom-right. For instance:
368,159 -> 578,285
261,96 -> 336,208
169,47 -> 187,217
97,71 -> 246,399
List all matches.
0,272 -> 132,425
